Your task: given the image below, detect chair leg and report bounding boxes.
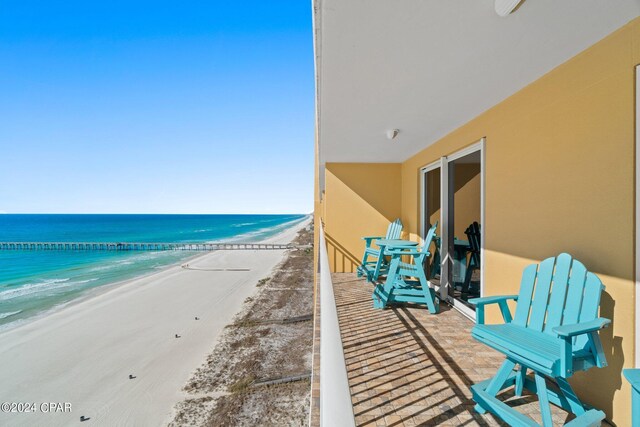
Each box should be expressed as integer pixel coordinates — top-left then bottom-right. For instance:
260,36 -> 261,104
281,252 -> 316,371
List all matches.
417,269 -> 438,314
534,373 -> 553,427
358,251 -> 369,277
383,258 -> 399,292
515,365 -> 527,397
555,377 -> 586,417
474,359 -> 516,414
372,285 -> 386,309
372,258 -> 400,309
372,255 -> 385,282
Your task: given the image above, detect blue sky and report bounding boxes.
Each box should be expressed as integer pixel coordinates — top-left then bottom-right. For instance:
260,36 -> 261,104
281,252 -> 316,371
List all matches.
0,1 -> 314,214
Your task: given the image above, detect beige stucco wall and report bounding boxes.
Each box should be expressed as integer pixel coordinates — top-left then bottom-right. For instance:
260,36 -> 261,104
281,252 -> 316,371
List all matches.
323,163 -> 402,273
398,18 -> 640,423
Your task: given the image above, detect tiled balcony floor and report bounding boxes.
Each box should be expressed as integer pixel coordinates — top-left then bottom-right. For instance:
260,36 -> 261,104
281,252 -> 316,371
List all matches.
332,273 -> 609,427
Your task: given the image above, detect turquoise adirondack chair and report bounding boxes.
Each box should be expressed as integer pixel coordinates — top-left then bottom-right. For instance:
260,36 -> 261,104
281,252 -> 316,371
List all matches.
372,222 -> 439,314
357,219 -> 402,282
470,253 -> 611,426
624,369 -> 640,426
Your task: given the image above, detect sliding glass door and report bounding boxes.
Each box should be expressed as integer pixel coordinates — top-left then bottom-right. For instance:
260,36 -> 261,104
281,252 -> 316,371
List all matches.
421,140 -> 484,319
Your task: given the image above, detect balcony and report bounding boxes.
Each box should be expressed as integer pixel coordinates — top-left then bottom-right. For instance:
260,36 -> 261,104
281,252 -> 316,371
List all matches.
328,273 -> 617,426
311,224 -> 615,426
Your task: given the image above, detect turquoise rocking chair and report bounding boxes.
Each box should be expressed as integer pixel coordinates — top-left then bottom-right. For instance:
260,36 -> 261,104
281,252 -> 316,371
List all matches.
357,218 -> 402,282
470,253 -> 610,426
372,222 -> 439,314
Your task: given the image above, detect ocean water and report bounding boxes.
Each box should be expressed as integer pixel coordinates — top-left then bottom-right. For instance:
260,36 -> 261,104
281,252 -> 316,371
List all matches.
0,214 -> 306,330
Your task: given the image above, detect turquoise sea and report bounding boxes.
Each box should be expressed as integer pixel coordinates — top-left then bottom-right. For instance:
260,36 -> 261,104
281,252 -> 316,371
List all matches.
0,214 -> 306,330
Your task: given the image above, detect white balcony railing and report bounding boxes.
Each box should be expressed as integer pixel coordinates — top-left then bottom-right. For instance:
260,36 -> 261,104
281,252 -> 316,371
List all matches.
318,225 -> 355,427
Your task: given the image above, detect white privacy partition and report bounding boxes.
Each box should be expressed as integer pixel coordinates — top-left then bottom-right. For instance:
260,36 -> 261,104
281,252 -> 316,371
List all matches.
318,226 -> 356,427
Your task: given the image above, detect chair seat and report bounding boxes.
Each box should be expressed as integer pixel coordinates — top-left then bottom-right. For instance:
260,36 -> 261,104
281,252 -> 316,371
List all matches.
472,324 -> 561,376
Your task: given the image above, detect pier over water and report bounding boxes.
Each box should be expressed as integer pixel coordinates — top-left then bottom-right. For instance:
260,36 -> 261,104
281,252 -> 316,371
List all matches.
0,242 -> 302,251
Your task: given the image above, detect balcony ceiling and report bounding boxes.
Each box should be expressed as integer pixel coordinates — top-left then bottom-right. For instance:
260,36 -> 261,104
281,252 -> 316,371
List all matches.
314,0 -> 640,166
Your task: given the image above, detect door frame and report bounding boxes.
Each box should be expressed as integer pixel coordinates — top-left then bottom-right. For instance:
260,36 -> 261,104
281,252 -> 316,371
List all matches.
420,138 -> 485,320
419,159 -> 442,239
635,65 -> 640,368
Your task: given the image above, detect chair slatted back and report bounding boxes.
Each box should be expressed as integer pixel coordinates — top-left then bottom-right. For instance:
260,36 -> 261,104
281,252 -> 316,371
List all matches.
418,221 -> 438,266
386,219 -> 403,240
464,222 -> 481,266
512,253 -> 604,350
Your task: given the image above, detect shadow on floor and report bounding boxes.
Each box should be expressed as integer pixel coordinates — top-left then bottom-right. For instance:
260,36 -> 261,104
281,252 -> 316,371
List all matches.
332,273 -> 590,427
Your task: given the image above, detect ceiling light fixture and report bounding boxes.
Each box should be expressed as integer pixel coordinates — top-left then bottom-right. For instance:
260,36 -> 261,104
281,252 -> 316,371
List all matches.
386,129 -> 399,140
494,0 -> 524,17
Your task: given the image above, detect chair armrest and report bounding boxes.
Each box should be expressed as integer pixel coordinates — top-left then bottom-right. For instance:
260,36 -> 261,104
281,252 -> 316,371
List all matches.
556,318 -> 611,375
362,236 -> 384,248
468,295 -> 518,307
553,318 -> 611,338
469,295 -> 518,325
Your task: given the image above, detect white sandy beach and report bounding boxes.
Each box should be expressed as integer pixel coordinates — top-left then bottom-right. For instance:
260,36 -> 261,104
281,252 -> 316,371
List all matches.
0,216 -> 310,427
